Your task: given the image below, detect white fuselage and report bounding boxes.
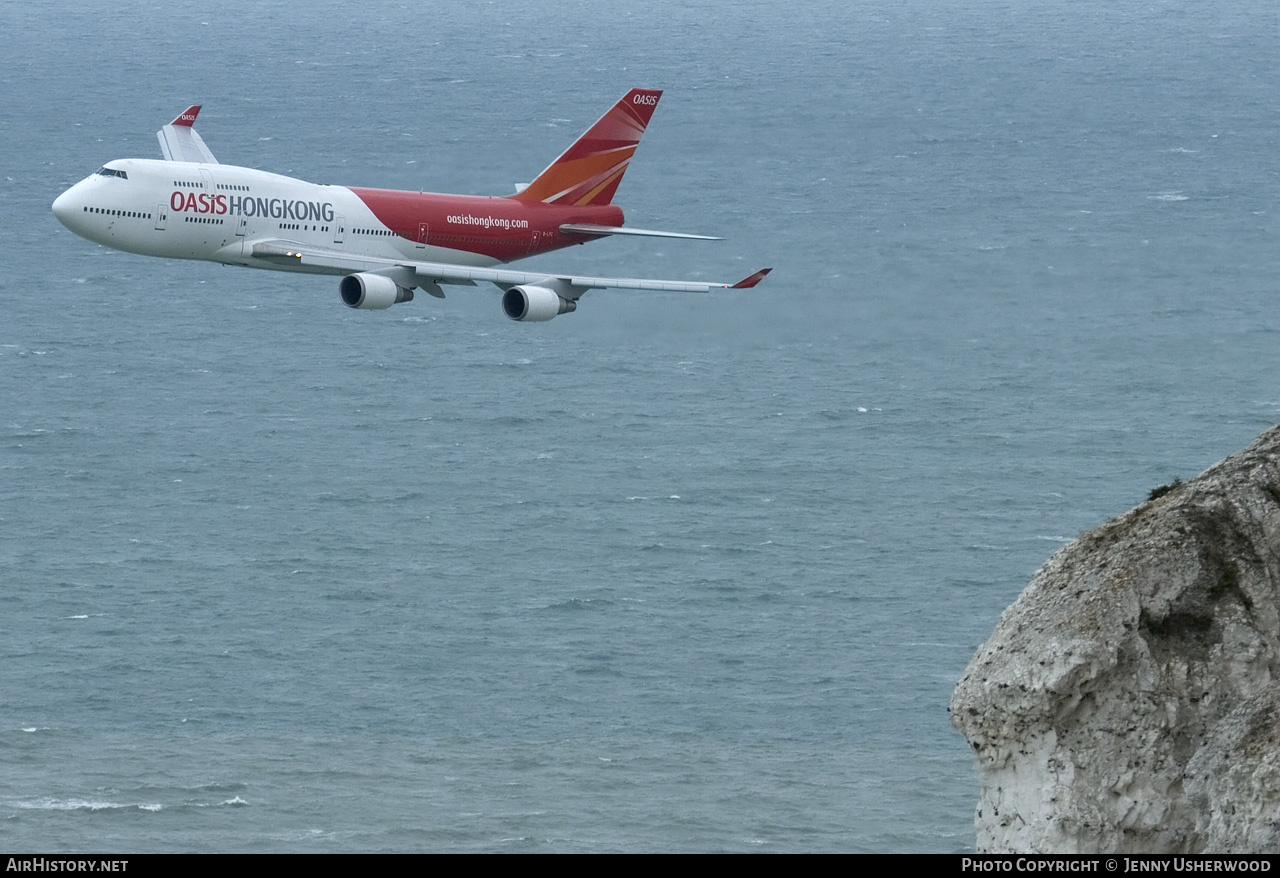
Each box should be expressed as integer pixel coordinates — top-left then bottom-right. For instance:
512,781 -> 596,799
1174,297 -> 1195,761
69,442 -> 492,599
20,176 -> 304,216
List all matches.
52,158 -> 498,276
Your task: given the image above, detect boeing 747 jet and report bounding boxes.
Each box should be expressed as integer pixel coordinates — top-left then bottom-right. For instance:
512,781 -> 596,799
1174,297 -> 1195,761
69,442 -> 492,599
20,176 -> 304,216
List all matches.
52,90 -> 770,321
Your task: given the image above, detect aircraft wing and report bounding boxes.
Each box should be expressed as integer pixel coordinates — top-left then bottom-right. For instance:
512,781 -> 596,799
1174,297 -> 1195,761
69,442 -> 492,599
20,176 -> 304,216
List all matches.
249,240 -> 771,296
157,106 -> 219,164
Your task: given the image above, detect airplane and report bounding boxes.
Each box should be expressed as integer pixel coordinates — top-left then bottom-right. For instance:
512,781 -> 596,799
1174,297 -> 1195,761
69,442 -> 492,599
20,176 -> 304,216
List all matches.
51,89 -> 770,321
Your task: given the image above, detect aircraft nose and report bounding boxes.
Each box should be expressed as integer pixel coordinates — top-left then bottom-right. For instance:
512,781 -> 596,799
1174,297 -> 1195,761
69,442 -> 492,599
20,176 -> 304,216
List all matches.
52,187 -> 79,228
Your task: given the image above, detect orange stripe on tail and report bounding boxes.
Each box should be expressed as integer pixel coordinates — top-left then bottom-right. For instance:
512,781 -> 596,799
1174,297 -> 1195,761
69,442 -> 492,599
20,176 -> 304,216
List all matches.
513,89 -> 662,206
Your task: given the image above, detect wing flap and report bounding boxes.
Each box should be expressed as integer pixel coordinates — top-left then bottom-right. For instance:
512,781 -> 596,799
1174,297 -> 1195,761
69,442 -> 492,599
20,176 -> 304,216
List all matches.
411,263 -> 737,296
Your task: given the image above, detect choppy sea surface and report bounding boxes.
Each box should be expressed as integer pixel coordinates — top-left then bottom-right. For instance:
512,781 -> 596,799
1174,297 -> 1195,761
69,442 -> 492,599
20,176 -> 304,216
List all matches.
1,0 -> 1276,852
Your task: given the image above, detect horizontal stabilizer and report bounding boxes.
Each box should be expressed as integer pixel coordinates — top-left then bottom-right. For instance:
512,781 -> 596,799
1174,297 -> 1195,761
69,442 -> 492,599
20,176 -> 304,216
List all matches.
157,105 -> 218,164
559,223 -> 721,241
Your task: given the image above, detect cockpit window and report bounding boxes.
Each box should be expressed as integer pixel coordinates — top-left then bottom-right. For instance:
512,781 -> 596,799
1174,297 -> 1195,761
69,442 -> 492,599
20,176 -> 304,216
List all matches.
95,166 -> 128,180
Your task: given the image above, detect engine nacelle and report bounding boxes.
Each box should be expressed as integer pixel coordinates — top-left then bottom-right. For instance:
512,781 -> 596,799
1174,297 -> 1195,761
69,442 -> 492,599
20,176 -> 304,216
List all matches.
502,285 -> 577,322
340,273 -> 415,310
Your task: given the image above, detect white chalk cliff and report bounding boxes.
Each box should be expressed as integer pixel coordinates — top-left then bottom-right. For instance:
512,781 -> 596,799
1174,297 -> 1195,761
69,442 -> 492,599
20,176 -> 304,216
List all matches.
951,425 -> 1280,853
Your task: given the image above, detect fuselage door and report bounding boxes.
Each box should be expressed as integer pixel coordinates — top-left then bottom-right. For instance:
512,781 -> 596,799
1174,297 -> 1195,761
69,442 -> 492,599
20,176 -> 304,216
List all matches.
417,223 -> 429,248
235,217 -> 247,237
154,204 -> 168,231
334,216 -> 344,244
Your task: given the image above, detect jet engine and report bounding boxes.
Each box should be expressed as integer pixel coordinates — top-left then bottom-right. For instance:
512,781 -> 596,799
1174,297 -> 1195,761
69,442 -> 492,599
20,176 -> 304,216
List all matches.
340,273 -> 414,310
501,285 -> 577,322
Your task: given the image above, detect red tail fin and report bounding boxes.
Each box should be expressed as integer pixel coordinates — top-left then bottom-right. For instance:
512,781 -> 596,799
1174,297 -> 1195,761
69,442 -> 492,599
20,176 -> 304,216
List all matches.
513,89 -> 662,207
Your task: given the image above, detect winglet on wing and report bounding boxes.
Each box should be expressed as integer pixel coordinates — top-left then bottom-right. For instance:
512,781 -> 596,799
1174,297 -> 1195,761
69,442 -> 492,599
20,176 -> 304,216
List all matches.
170,106 -> 201,127
729,268 -> 772,289
157,105 -> 218,164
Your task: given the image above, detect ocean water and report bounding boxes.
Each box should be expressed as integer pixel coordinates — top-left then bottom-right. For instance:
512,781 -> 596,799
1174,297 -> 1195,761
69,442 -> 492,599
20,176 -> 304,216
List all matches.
2,0 -> 1276,852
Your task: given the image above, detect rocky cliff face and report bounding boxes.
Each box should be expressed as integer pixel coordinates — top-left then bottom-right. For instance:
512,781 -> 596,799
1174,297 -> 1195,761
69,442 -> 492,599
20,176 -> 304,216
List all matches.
951,425 -> 1280,853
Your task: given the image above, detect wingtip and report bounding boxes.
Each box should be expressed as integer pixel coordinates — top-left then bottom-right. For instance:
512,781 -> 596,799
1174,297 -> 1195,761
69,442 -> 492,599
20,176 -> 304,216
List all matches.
170,105 -> 201,127
730,268 -> 772,289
